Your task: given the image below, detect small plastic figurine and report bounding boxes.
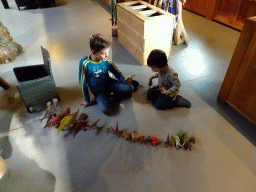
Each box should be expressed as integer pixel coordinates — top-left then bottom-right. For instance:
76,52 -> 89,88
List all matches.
123,132 -> 132,140
178,130 -> 187,145
150,135 -> 158,146
71,113 -> 88,137
113,121 -> 119,134
44,106 -> 70,128
188,136 -> 196,144
57,109 -> 79,135
136,135 -> 145,143
157,139 -> 163,145
144,136 -> 151,144
164,133 -> 171,148
89,119 -> 100,130
39,98 -> 58,121
170,135 -> 176,147
175,136 -> 183,149
131,131 -> 137,141
183,141 -> 192,151
106,127 -> 113,133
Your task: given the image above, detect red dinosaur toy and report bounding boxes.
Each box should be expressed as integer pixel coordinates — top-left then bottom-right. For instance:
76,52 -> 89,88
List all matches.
44,106 -> 70,128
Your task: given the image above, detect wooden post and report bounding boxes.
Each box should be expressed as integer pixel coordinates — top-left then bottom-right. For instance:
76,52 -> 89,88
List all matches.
0,77 -> 10,90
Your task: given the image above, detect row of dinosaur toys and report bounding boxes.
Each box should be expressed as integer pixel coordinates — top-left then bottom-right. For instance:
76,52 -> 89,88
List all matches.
39,100 -> 196,150
106,122 -> 196,151
39,99 -> 101,137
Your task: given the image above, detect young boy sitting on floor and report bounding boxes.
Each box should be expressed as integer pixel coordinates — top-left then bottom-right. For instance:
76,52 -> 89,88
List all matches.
79,34 -> 139,115
147,49 -> 191,110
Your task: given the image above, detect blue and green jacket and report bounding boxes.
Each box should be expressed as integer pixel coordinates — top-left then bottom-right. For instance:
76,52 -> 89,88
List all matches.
79,56 -> 126,102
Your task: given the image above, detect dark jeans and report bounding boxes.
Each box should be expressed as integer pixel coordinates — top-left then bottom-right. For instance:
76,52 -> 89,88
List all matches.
93,78 -> 132,115
147,86 -> 176,110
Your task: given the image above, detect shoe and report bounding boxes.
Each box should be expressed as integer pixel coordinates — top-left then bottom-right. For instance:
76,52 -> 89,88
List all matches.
175,95 -> 191,108
89,97 -> 97,106
131,80 -> 139,91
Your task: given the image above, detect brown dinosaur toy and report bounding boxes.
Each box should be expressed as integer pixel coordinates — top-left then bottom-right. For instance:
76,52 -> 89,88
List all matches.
71,113 -> 88,137
89,119 -> 100,130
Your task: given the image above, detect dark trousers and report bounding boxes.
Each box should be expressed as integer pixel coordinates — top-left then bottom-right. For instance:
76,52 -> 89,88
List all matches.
147,86 -> 176,110
93,78 -> 132,115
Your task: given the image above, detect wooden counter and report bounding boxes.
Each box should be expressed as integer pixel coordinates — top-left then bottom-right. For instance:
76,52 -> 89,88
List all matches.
218,16 -> 256,125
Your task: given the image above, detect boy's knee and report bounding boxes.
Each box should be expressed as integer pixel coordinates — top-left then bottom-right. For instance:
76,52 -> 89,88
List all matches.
153,102 -> 166,110
127,85 -> 133,93
101,107 -> 113,115
147,88 -> 159,101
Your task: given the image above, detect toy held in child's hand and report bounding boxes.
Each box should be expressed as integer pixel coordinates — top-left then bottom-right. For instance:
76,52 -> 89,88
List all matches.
148,78 -> 153,88
126,75 -> 135,83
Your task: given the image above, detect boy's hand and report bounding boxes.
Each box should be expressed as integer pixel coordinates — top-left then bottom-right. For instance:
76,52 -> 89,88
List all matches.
150,75 -> 155,79
160,87 -> 168,94
125,76 -> 133,84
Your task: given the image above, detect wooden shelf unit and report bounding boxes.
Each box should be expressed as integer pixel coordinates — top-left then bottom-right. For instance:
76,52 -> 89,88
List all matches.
184,0 -> 256,31
218,16 -> 256,125
117,1 -> 175,65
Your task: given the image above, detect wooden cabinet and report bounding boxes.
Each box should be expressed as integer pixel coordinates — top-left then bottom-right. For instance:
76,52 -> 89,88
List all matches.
218,17 -> 256,125
214,0 -> 256,30
184,0 -> 218,20
184,0 -> 256,30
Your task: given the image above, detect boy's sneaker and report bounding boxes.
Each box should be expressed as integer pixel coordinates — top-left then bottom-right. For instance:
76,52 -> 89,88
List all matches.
131,80 -> 139,92
175,95 -> 191,108
89,97 -> 97,106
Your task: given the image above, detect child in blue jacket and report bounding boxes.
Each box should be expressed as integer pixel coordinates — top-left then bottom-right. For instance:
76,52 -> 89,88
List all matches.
79,34 -> 139,115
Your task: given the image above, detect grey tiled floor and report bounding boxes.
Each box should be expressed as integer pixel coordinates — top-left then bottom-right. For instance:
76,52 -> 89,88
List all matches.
0,1 -> 256,192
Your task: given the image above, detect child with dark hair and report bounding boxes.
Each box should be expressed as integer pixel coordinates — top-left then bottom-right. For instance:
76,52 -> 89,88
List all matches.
147,49 -> 191,110
79,34 -> 139,115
